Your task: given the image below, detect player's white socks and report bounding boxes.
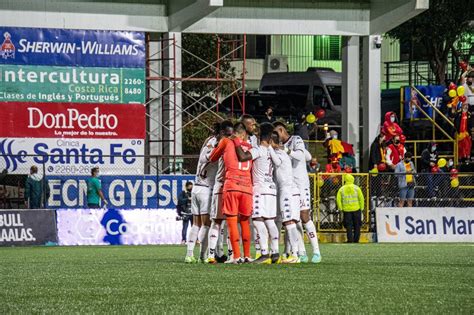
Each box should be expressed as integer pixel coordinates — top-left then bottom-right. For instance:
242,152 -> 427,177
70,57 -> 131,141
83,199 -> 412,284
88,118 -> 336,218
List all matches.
253,225 -> 262,256
253,220 -> 269,255
285,223 -> 300,257
265,220 -> 279,254
304,220 -> 320,254
296,222 -> 307,256
186,225 -> 200,257
217,222 -> 225,257
207,222 -> 220,259
198,225 -> 210,260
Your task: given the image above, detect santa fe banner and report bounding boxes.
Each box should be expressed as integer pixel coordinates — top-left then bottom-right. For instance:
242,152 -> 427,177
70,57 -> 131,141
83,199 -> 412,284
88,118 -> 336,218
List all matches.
376,207 -> 474,243
56,208 -> 182,245
0,102 -> 145,139
0,138 -> 144,175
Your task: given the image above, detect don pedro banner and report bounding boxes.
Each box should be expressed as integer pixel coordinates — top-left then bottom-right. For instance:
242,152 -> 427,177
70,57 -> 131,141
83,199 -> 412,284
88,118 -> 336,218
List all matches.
0,138 -> 144,175
0,102 -> 145,139
403,85 -> 445,119
376,207 -> 474,242
56,208 -> 182,245
0,65 -> 145,104
0,210 -> 58,246
0,27 -> 145,68
47,175 -> 194,209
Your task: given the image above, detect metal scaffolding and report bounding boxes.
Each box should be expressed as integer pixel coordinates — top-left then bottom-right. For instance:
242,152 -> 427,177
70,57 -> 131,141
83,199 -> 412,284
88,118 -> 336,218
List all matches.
145,33 -> 247,172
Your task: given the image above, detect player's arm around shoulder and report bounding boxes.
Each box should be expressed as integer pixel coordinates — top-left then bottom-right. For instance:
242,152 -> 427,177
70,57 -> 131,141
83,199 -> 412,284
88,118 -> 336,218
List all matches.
209,137 -> 229,162
234,138 -> 253,162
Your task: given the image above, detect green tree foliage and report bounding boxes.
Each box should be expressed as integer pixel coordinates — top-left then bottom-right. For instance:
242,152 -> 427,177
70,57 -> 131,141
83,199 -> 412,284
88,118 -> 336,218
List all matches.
387,0 -> 474,84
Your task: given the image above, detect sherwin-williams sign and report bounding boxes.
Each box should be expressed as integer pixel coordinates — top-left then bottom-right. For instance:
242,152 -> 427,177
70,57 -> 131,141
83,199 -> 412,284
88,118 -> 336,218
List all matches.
0,65 -> 145,104
0,102 -> 145,139
0,27 -> 145,68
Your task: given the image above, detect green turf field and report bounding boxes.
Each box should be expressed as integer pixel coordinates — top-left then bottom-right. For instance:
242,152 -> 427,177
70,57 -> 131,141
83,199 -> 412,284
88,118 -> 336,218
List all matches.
0,244 -> 473,314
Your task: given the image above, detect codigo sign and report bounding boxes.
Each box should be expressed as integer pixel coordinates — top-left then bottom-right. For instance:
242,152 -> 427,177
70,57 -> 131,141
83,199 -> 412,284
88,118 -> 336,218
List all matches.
0,27 -> 145,68
0,209 -> 58,246
56,208 -> 182,245
376,207 -> 474,242
0,102 -> 145,139
47,175 -> 194,209
0,138 -> 144,175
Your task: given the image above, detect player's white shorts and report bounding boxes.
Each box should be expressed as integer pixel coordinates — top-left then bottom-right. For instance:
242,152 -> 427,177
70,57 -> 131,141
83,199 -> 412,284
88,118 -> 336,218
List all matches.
211,183 -> 225,220
191,185 -> 212,215
252,185 -> 277,219
279,187 -> 301,223
297,185 -> 311,211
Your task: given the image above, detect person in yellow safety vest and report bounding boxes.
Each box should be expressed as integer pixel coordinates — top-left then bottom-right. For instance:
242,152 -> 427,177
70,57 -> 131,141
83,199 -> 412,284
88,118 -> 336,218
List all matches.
336,174 -> 365,243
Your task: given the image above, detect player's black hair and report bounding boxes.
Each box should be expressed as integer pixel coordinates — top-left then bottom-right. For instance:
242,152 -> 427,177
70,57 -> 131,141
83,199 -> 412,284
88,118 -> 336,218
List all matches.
259,122 -> 274,142
271,131 -> 280,144
273,121 -> 287,130
240,114 -> 254,122
220,120 -> 233,130
233,122 -> 246,133
212,122 -> 221,136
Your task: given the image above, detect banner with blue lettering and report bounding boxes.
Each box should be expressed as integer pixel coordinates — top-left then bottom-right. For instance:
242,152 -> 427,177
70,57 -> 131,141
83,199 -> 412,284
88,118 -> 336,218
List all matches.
0,27 -> 145,68
47,175 -> 195,209
403,85 -> 445,119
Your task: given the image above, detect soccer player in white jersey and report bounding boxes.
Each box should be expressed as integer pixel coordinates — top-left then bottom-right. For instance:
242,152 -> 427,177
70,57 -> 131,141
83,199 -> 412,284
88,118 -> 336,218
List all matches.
235,123 -> 280,264
184,123 -> 219,263
206,120 -> 234,264
273,121 -> 322,263
270,131 -> 301,263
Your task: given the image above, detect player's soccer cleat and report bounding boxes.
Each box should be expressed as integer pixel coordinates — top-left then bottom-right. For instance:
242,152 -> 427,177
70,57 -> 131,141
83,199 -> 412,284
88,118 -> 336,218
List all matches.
311,253 -> 322,264
299,255 -> 309,263
205,257 -> 217,264
253,254 -> 271,264
271,253 -> 281,264
216,255 -> 228,263
255,253 -> 262,260
224,257 -> 243,264
243,257 -> 254,263
282,255 -> 300,264
184,256 -> 197,263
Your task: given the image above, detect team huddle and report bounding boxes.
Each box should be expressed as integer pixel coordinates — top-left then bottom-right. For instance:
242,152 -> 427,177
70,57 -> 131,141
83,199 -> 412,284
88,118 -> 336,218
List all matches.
184,115 -> 321,264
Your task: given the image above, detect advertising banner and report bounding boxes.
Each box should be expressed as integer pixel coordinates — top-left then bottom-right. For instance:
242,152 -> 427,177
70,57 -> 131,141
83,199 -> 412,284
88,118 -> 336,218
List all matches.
0,102 -> 145,139
47,175 -> 194,209
0,209 -> 58,246
0,27 -> 145,68
0,65 -> 145,104
376,207 -> 474,242
56,208 -> 182,245
403,85 -> 445,119
0,138 -> 144,175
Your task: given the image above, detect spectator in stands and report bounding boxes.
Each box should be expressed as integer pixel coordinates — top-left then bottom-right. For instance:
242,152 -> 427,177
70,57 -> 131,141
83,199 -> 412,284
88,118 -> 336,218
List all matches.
382,111 -> 403,142
307,157 -> 320,174
453,101 -> 473,160
460,67 -> 473,107
324,130 -> 344,159
177,181 -> 193,244
260,106 -> 276,124
395,152 -> 416,207
340,152 -> 356,173
86,167 -> 107,208
24,165 -> 50,209
420,143 -> 438,173
385,135 -> 406,171
369,134 -> 386,170
336,174 -> 365,243
294,113 -> 310,141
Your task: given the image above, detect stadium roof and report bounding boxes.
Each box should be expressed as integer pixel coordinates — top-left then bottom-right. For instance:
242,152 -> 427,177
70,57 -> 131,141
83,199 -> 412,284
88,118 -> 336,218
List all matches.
0,0 -> 428,35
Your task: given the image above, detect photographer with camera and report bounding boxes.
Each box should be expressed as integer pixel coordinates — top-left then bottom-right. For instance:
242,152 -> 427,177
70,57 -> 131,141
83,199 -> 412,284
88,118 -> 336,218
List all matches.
177,182 -> 193,244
